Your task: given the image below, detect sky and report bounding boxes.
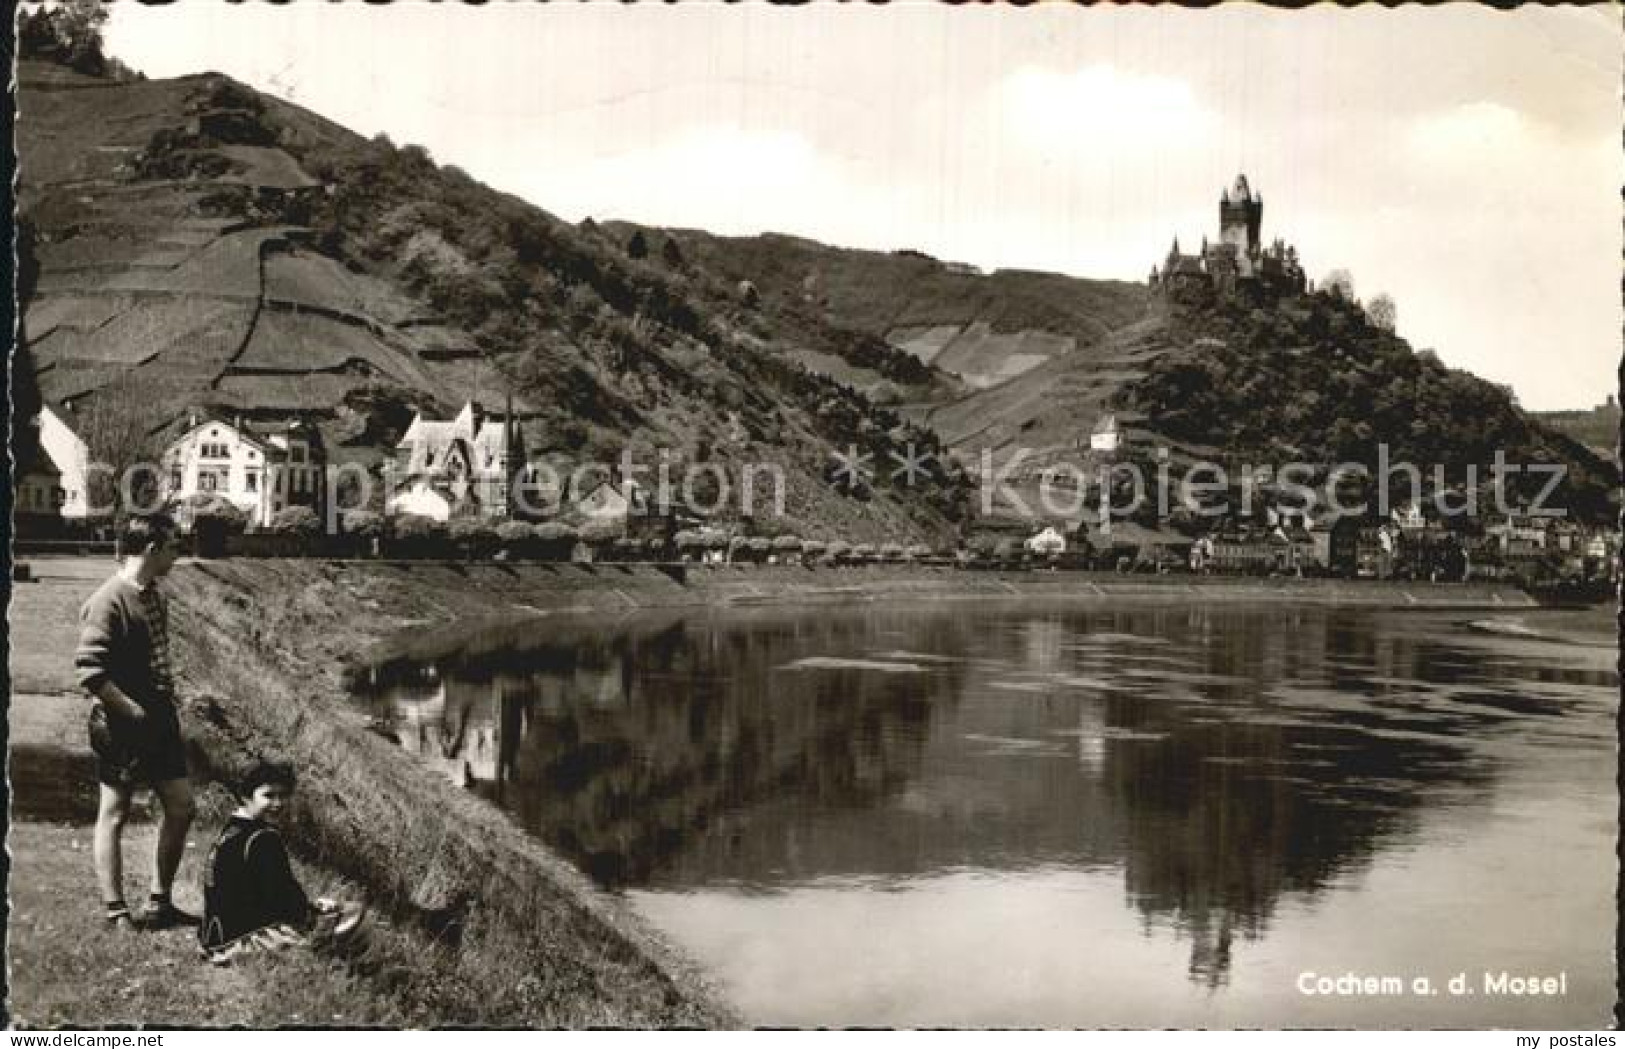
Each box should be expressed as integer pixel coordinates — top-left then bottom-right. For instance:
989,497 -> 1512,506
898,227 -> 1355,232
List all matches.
102,3 -> 1621,411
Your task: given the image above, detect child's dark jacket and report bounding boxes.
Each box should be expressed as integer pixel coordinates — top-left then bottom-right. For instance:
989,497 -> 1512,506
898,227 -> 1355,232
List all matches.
199,815 -> 313,951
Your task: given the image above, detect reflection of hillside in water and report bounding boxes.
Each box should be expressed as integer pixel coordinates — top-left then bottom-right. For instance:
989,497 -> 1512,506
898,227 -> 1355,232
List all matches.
367,611 -> 973,887
361,604 -> 1562,986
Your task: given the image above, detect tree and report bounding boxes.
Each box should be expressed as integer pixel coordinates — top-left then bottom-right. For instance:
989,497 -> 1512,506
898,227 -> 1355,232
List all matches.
661,236 -> 685,269
627,231 -> 649,260
1367,293 -> 1398,333
72,384 -> 163,518
19,0 -> 110,76
1322,269 -> 1355,300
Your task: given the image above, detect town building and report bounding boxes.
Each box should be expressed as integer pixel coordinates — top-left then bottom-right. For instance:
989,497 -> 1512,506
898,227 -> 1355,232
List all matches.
15,443 -> 65,534
37,402 -> 94,519
1026,526 -> 1067,557
387,401 -> 541,522
575,476 -> 649,525
162,412 -> 326,528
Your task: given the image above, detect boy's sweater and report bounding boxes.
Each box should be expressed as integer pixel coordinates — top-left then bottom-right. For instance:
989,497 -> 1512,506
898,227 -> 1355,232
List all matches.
75,573 -> 177,713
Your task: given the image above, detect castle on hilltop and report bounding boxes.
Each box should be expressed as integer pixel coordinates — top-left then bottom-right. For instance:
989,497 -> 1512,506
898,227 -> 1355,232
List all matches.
1150,174 -> 1306,298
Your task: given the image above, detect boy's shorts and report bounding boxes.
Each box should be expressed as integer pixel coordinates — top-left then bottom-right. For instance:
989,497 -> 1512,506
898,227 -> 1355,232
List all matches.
88,703 -> 188,788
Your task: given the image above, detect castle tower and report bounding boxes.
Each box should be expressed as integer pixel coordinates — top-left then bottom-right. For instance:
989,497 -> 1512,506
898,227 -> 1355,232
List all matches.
1219,174 -> 1263,255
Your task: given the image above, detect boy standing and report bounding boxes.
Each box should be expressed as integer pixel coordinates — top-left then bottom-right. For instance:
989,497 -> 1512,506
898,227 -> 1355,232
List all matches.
75,511 -> 198,930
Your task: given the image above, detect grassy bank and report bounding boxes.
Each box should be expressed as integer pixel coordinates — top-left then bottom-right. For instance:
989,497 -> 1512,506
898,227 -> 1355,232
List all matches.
158,561 -> 735,1027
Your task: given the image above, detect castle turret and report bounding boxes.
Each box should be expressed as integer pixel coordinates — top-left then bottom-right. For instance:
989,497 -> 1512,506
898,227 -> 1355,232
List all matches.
1219,173 -> 1263,255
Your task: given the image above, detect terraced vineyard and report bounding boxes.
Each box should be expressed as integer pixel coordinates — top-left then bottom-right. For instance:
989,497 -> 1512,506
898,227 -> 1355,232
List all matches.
18,60 -> 533,451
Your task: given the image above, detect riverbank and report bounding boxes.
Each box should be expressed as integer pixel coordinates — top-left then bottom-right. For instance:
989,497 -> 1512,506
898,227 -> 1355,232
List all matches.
5,557 -> 1545,1027
7,558 -> 736,1027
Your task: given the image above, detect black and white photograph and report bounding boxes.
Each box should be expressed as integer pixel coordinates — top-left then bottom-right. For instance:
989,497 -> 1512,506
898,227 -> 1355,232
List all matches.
7,0 -> 1619,1031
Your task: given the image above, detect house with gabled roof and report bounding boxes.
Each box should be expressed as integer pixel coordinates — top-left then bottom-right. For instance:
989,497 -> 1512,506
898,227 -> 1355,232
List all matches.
387,401 -> 533,522
162,411 -> 325,528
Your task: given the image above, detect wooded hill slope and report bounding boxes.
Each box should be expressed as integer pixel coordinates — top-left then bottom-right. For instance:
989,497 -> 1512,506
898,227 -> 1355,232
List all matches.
928,279 -> 1618,523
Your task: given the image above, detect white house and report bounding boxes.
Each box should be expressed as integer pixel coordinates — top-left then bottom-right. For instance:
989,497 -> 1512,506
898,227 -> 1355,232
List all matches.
1026,526 -> 1067,557
1486,517 -> 1548,555
388,401 -> 531,522
38,402 -> 93,519
1089,414 -> 1121,454
162,412 -> 325,528
574,476 -> 648,525
1390,501 -> 1426,531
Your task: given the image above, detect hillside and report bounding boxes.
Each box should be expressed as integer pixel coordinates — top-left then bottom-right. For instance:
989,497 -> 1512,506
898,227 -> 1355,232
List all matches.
658,229 -> 1153,391
929,281 -> 1618,524
16,59 -> 969,543
1532,400 -> 1619,460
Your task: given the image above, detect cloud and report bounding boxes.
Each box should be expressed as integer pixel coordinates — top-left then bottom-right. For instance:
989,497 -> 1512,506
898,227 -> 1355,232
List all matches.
995,65 -> 1220,157
1406,102 -> 1528,167
498,125 -> 853,237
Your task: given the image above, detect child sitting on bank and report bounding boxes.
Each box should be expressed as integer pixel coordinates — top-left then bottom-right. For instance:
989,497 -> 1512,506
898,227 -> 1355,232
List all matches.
199,760 -> 368,964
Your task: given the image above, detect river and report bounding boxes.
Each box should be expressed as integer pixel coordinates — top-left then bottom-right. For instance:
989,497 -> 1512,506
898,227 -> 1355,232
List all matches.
354,598 -> 1616,1027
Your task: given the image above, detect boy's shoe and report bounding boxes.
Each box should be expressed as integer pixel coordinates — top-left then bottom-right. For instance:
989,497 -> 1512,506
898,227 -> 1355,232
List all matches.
137,899 -> 200,930
334,904 -> 368,938
104,901 -> 142,932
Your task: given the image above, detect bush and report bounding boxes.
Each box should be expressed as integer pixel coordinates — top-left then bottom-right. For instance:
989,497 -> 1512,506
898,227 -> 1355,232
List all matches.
533,521 -> 578,562
269,505 -> 321,536
771,535 -> 803,553
447,516 -> 499,559
968,534 -> 1000,558
183,494 -> 248,557
496,520 -> 533,558
342,509 -> 385,538
580,517 -> 623,547
390,513 -> 447,559
182,493 -> 248,528
391,513 -> 440,540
